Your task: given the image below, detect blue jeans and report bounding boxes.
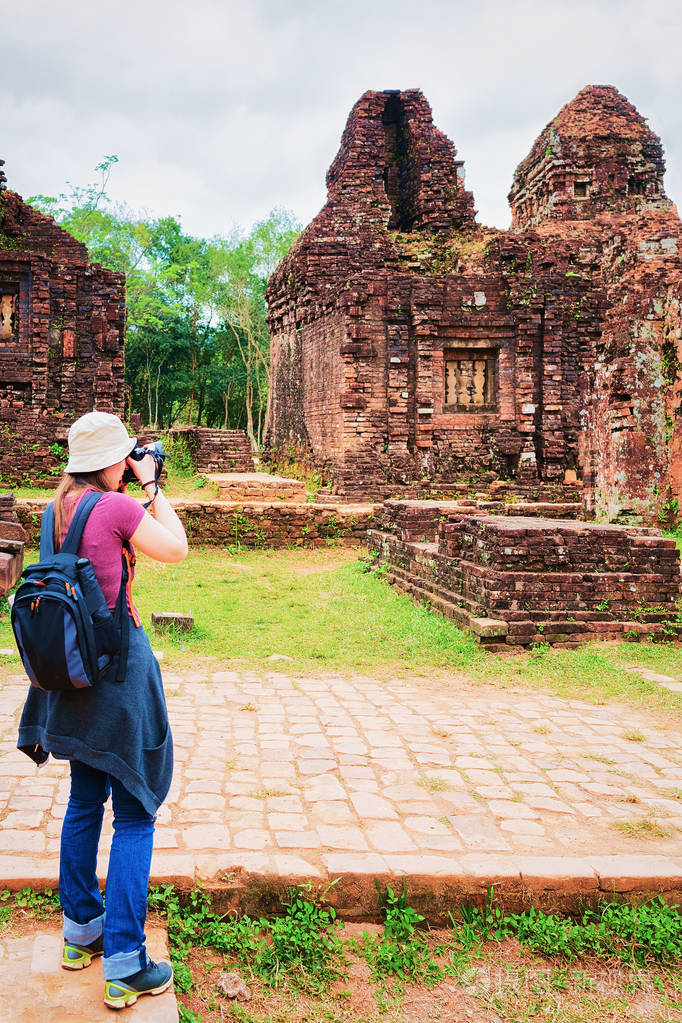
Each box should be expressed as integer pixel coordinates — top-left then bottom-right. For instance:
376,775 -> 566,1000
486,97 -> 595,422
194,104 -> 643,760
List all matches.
60,759 -> 155,980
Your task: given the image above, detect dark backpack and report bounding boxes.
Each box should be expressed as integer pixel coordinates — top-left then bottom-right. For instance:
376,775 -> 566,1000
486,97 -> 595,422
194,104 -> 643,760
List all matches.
11,491 -> 131,691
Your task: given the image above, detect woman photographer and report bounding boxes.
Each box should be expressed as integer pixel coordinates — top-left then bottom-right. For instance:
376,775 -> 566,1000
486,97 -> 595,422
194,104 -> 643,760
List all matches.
17,410 -> 187,1010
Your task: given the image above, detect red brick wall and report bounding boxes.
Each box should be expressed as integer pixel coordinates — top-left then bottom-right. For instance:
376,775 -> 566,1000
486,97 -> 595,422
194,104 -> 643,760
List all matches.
0,186 -> 125,484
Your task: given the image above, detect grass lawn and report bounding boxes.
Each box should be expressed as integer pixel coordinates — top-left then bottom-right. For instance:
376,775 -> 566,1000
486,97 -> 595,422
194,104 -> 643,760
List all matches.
10,476 -> 220,503
2,546 -> 679,718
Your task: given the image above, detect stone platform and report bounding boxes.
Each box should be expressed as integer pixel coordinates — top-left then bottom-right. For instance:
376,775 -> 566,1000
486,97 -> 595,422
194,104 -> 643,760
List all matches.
1,661 -> 681,920
0,924 -> 177,1022
369,504 -> 682,648
206,471 -> 307,503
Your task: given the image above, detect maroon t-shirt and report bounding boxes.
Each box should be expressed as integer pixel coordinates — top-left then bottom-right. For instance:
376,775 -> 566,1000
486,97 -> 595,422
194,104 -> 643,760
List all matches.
61,490 -> 145,614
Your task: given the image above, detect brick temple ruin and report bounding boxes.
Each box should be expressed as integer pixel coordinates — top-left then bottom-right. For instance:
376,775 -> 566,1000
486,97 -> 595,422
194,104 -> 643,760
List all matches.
265,86 -> 682,525
0,158 -> 125,485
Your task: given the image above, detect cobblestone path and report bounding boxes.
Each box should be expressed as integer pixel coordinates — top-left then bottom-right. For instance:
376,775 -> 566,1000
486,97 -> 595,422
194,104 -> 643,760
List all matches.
1,664 -> 681,900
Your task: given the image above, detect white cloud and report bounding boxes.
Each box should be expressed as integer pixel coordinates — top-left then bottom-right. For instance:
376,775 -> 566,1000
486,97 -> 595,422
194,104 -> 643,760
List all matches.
2,0 -> 680,237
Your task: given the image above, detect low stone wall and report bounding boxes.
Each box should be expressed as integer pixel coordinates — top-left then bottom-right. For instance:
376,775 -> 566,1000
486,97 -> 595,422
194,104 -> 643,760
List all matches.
16,499 -> 374,549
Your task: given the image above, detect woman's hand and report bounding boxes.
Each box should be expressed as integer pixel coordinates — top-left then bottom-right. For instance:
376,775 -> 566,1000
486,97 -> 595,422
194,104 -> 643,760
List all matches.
125,447 -> 158,486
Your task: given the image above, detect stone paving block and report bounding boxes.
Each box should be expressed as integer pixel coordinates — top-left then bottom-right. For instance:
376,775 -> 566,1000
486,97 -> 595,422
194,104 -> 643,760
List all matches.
180,793 -> 226,811
625,666 -> 678,684
525,797 -> 576,815
309,800 -> 355,823
0,830 -> 46,854
1,811 -> 44,829
403,816 -> 452,835
383,854 -> 463,877
323,852 -> 389,876
459,853 -> 522,881
181,825 -> 231,849
588,855 -> 682,892
305,775 -> 347,800
488,800 -> 541,820
317,825 -> 369,851
349,792 -> 398,819
233,829 -> 269,850
275,831 -> 321,849
518,856 -> 599,892
300,759 -> 337,775
365,822 -> 418,853
270,854 -> 322,878
267,812 -> 309,831
500,819 -> 546,836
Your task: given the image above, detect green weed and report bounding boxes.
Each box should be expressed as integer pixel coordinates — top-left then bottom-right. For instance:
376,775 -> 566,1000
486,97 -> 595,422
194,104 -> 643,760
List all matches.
0,887 -> 60,931
178,1007 -> 203,1023
11,887 -> 59,918
610,818 -> 673,840
494,897 -> 682,966
353,881 -> 443,987
450,886 -> 506,953
252,884 -> 345,991
149,881 -> 345,994
417,775 -> 448,792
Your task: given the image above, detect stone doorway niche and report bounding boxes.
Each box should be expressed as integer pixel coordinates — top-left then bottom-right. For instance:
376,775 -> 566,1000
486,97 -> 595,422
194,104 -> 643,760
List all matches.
444,347 -> 498,411
0,270 -> 32,405
0,280 -> 19,342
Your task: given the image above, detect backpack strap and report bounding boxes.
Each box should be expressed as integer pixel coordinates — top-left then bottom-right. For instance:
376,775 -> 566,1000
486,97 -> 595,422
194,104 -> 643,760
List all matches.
113,541 -> 133,683
60,491 -> 106,555
40,504 -> 56,558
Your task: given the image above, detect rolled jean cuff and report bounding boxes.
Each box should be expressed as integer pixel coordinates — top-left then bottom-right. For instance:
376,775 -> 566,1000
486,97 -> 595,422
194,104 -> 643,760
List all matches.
103,946 -> 148,981
62,910 -> 105,945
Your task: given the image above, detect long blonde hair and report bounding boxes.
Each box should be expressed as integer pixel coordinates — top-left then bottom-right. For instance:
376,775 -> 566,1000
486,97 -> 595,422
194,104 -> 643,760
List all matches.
53,470 -> 113,551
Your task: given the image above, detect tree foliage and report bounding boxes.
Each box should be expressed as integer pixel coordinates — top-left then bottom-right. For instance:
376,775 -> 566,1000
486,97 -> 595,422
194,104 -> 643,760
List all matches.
28,157 -> 300,443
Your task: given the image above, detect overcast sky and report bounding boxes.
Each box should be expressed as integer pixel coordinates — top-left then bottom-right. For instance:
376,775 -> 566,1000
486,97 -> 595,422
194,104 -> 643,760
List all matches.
2,0 -> 681,238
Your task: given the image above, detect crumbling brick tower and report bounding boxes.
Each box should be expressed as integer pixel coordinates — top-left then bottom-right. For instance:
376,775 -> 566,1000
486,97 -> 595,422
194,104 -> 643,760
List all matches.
0,159 -> 125,484
509,85 -> 682,521
265,86 -> 682,522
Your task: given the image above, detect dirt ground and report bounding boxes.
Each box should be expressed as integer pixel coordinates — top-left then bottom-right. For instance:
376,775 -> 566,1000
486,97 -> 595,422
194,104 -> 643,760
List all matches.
177,921 -> 682,1023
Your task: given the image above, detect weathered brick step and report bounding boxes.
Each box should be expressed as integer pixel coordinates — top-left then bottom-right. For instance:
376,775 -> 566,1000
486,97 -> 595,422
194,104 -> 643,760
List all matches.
206,472 -> 307,503
202,856 -> 682,920
385,568 -> 508,641
381,561 -> 682,645
382,557 -> 481,616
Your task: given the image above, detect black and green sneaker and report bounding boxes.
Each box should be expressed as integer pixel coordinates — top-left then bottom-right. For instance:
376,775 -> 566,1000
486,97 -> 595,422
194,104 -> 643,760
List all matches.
62,934 -> 104,970
104,959 -> 173,1009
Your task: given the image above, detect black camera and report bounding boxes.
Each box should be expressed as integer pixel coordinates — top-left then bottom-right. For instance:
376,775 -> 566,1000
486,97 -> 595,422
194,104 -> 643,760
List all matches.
121,441 -> 167,486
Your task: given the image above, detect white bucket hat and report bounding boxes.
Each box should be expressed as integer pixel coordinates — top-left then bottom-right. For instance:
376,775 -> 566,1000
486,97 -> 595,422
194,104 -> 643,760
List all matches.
65,410 -> 137,474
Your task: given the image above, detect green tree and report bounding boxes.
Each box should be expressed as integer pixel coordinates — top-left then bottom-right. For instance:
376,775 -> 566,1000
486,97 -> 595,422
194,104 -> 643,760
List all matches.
211,209 -> 300,447
28,160 -> 300,439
